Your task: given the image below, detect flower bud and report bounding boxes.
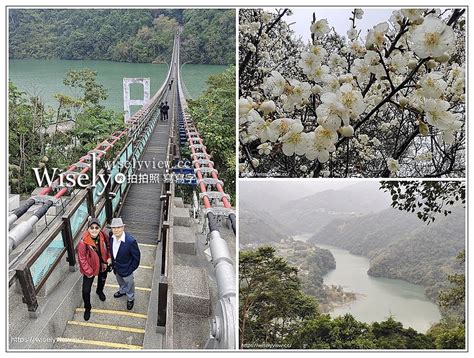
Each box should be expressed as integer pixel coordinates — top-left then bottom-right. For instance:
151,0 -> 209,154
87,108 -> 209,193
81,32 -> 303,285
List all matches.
407,59 -> 418,69
426,60 -> 437,69
435,52 -> 450,63
399,96 -> 409,107
339,125 -> 354,137
259,100 -> 276,115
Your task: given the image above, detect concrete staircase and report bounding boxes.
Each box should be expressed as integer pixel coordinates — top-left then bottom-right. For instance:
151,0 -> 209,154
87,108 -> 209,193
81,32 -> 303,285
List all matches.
171,197 -> 211,349
54,242 -> 157,350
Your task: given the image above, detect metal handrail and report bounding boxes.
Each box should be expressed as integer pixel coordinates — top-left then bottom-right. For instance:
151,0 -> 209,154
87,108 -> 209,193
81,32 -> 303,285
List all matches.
12,35 -> 180,315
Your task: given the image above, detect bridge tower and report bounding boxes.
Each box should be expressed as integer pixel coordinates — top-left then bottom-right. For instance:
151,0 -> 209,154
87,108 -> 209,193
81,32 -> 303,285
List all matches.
123,78 -> 151,123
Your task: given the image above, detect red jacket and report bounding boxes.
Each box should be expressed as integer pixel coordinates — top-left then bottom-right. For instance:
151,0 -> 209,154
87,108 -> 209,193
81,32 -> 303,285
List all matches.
76,229 -> 111,277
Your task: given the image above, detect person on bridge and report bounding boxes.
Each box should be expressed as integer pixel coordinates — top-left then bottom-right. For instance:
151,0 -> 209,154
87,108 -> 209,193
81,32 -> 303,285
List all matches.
159,102 -> 165,121
76,218 -> 112,321
109,218 -> 141,310
162,101 -> 170,121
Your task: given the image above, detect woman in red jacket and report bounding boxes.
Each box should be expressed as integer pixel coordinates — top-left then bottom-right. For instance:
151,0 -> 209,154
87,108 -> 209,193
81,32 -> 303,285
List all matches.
76,218 -> 112,321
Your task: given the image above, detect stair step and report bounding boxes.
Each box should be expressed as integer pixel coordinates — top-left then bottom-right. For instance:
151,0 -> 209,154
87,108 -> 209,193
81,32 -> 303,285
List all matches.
54,337 -> 142,350
173,207 -> 191,227
174,197 -> 185,208
89,281 -> 151,313
173,226 -> 196,255
56,319 -> 144,348
173,265 -> 210,316
172,312 -> 210,349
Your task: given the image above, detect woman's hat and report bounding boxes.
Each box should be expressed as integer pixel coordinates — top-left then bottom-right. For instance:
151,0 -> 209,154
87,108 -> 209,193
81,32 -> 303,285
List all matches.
88,218 -> 100,227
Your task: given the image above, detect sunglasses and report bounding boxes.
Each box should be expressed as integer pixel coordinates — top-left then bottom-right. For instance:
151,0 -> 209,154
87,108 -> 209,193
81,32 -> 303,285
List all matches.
89,226 -> 100,230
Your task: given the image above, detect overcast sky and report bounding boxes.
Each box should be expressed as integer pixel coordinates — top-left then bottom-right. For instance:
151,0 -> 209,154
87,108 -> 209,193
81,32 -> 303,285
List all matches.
284,7 -> 396,43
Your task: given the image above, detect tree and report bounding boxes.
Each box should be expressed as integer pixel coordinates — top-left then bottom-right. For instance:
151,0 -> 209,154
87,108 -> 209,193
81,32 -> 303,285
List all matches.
188,67 -> 236,201
239,246 -> 319,348
8,82 -> 46,193
239,8 -> 465,178
380,180 -> 465,223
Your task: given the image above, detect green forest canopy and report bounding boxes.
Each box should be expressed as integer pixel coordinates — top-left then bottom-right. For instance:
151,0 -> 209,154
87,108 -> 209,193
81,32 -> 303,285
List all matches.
9,9 -> 235,65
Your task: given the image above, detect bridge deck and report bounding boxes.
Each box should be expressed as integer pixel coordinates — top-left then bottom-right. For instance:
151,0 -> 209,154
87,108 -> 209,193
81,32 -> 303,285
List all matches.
54,83 -> 176,350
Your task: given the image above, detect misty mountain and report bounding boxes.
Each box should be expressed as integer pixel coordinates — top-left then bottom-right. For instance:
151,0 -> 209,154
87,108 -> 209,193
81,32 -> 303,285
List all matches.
270,181 -> 392,235
239,181 -> 393,244
239,199 -> 291,246
310,207 -> 424,255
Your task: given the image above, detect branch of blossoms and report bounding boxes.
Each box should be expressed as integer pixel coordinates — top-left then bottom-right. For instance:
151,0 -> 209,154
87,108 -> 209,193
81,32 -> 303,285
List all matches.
239,8 -> 465,178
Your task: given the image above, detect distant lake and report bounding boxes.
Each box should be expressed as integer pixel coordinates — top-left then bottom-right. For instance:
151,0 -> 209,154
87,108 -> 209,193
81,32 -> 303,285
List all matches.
9,59 -> 227,114
317,243 -> 442,333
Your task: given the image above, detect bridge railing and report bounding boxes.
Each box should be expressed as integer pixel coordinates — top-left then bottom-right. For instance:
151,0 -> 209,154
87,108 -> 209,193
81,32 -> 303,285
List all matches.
172,57 -> 236,349
12,36 -> 180,315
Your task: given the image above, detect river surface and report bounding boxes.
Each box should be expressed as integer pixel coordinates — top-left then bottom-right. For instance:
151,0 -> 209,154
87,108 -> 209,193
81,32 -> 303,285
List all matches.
9,59 -> 227,114
294,236 -> 442,333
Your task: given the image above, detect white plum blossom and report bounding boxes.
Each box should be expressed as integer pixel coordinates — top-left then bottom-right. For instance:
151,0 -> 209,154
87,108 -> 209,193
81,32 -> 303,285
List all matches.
328,53 -> 347,70
283,79 -> 312,110
347,28 -> 358,41
269,118 -> 295,139
263,71 -> 287,97
354,8 -> 364,19
239,8 -> 465,178
247,116 -> 278,143
339,125 -> 354,137
366,22 -> 389,50
239,96 -> 256,117
415,151 -> 433,162
310,19 -> 330,37
401,8 -> 425,22
351,58 -> 371,83
420,72 -> 447,99
280,120 -> 307,156
248,22 -> 260,36
304,126 -> 338,163
299,51 -> 320,76
411,16 -> 455,58
239,108 -> 261,125
389,52 -> 408,74
339,83 -> 366,118
261,12 -> 273,24
257,142 -> 272,155
310,45 -> 327,61
386,158 -> 400,174
317,92 -> 349,130
312,65 -> 331,83
423,98 -> 462,132
358,134 -> 370,145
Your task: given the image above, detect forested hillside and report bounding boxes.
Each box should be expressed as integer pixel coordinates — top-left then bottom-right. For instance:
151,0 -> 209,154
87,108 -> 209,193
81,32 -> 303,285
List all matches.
8,9 -> 235,65
312,206 -> 465,308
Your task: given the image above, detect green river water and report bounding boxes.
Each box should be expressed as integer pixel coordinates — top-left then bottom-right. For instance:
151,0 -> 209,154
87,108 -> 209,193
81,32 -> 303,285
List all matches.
9,59 -> 227,114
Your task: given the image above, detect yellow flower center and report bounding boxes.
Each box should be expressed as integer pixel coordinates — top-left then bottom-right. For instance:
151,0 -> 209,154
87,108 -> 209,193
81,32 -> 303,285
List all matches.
341,92 -> 355,106
284,83 -> 294,95
424,32 -> 440,47
278,121 -> 290,134
288,132 -> 301,144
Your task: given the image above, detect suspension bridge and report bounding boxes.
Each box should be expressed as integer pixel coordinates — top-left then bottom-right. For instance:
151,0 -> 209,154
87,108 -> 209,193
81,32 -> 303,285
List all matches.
8,33 -> 236,350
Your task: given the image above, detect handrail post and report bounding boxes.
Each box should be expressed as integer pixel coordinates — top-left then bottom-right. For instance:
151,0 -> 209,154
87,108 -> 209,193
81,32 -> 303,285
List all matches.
86,185 -> 95,216
104,170 -> 113,224
61,216 -> 76,271
157,276 -> 168,331
16,263 -> 39,317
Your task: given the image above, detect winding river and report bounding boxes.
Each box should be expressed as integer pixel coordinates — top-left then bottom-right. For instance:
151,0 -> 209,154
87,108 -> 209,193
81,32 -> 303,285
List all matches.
293,234 -> 442,333
317,243 -> 442,333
